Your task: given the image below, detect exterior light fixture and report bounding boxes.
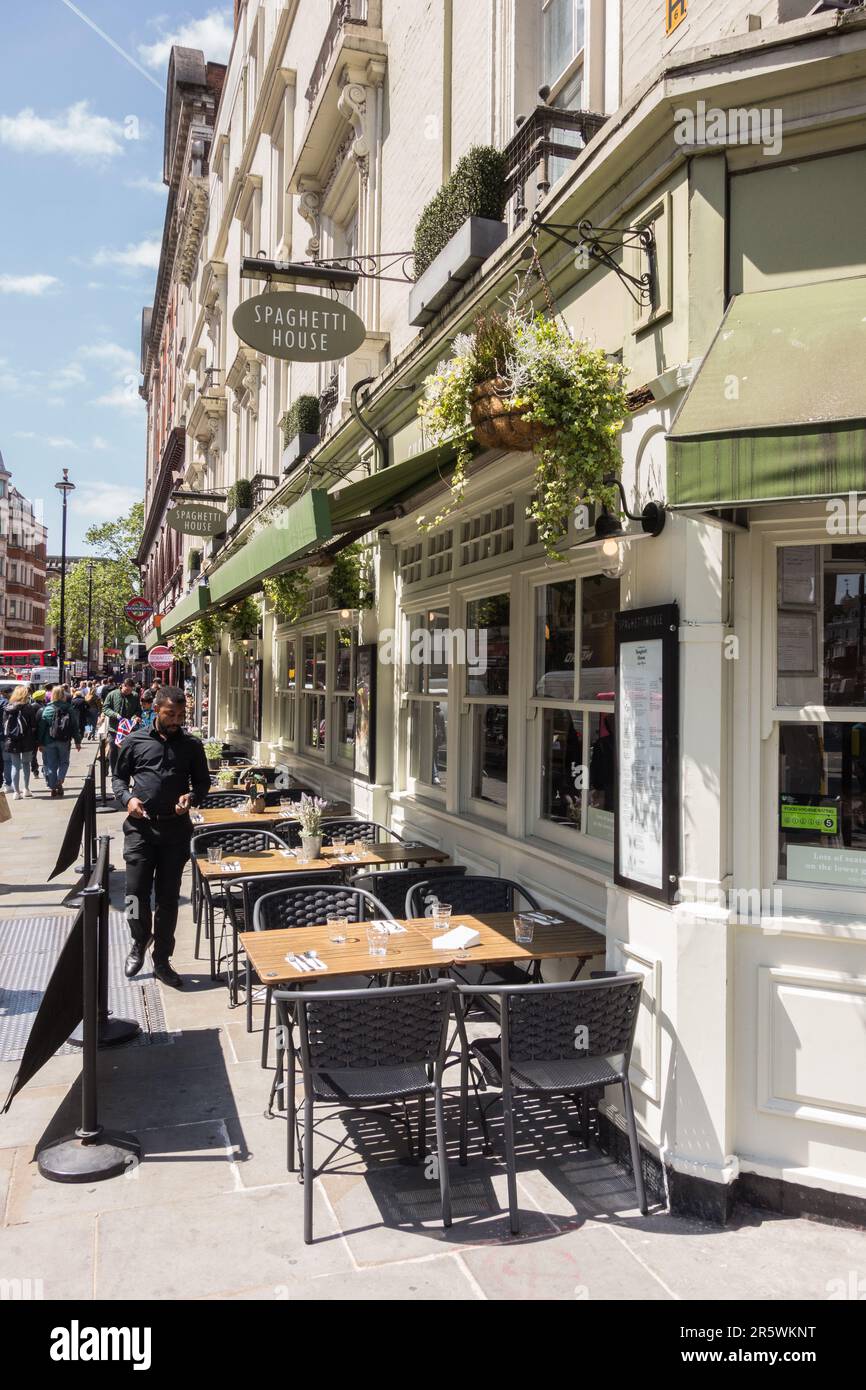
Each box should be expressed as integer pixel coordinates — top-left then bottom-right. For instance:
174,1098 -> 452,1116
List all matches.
340,608 -> 351,620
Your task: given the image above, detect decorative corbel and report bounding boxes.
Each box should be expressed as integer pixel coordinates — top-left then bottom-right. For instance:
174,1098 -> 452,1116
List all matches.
298,182 -> 321,258
337,80 -> 370,182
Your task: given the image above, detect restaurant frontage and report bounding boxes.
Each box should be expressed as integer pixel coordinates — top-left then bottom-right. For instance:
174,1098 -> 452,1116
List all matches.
151,9 -> 866,1225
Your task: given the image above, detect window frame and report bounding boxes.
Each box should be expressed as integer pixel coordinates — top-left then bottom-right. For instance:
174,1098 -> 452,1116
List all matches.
402,598 -> 451,804
458,579 -> 513,826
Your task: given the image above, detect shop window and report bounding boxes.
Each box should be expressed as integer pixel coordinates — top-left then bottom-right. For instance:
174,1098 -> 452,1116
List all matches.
465,593 -> 510,809
460,504 -> 514,566
778,723 -> 866,889
334,626 -> 356,764
302,631 -> 327,753
777,544 -> 866,707
229,649 -> 257,735
276,638 -> 296,743
532,574 -> 618,844
405,607 -> 450,794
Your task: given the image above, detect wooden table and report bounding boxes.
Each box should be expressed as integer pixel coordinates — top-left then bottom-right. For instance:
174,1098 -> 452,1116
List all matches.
192,801 -> 351,828
240,912 -> 605,985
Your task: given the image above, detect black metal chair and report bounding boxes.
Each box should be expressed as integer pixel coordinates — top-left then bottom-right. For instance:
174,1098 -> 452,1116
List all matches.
201,791 -> 249,808
406,875 -> 544,1000
274,980 -> 455,1244
456,975 -> 648,1233
347,865 -> 467,918
321,819 -> 403,846
192,828 -> 288,978
254,883 -> 395,1069
225,871 -> 343,1021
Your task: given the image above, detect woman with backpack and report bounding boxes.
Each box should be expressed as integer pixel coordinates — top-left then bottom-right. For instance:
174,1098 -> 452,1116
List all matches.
36,685 -> 82,798
2,685 -> 40,799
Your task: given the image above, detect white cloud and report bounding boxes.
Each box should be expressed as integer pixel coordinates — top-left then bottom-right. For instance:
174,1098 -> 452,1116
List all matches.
139,10 -> 234,68
91,436 -> 110,451
71,481 -> 142,521
0,101 -> 124,160
0,273 -> 60,296
92,385 -> 142,412
92,239 -> 161,271
80,342 -> 138,369
13,431 -> 81,450
56,361 -> 86,387
126,175 -> 166,195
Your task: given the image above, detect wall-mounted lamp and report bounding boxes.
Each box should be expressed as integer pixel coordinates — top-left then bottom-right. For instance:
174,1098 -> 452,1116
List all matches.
339,608 -> 352,621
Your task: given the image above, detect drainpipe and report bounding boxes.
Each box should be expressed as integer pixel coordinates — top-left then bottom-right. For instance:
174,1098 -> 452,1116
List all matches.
350,377 -> 387,474
442,0 -> 453,183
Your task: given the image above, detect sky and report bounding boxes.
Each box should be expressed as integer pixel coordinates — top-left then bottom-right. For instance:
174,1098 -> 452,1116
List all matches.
0,2 -> 235,554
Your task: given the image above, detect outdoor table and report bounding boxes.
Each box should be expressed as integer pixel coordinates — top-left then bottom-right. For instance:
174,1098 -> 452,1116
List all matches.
192,801 -> 351,828
240,912 -> 605,986
196,842 -> 451,982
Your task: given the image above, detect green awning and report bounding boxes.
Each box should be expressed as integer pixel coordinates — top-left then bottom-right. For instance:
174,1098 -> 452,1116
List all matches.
329,444 -> 456,526
158,585 -> 213,639
668,276 -> 866,507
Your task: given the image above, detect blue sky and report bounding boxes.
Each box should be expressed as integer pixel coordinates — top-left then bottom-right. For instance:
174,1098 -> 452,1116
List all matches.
0,2 -> 234,553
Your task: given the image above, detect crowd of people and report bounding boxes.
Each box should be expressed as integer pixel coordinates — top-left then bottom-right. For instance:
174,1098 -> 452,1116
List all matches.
0,675 -> 172,800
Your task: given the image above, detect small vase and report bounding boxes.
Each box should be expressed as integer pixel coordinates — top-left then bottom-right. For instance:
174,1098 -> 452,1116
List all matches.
301,834 -> 323,860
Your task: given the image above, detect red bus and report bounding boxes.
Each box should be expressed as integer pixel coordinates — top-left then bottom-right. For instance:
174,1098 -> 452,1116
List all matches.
0,649 -> 58,676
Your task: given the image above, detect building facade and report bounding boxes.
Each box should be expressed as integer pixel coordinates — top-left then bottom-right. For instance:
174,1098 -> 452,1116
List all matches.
146,0 -> 866,1224
0,451 -> 48,653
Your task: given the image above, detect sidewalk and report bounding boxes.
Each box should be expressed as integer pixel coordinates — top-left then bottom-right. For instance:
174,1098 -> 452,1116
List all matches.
0,744 -> 863,1301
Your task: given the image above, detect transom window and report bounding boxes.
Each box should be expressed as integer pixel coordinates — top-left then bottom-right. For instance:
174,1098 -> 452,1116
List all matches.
460,504 -> 514,566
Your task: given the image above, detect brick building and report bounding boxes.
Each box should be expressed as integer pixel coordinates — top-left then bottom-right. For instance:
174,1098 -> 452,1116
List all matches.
0,451 -> 48,652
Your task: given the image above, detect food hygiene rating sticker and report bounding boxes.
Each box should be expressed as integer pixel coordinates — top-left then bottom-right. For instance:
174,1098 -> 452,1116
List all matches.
780,803 -> 839,834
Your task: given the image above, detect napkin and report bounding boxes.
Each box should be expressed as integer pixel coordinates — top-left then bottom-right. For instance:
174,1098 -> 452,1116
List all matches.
523,912 -> 564,925
370,919 -> 407,935
431,924 -> 480,952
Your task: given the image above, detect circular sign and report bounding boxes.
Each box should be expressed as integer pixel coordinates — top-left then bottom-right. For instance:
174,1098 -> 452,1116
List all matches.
148,646 -> 174,670
167,504 -> 226,536
232,290 -> 366,363
125,596 -> 154,624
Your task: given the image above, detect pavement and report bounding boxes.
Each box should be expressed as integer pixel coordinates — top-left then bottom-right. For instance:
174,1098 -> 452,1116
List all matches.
1,744 -> 864,1302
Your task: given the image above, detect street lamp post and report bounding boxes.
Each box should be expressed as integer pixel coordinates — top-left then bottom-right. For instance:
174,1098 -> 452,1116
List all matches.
54,469 -> 75,682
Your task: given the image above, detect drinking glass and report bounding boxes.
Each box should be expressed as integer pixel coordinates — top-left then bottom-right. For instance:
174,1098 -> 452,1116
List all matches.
327,914 -> 348,944
513,914 -> 535,945
206,846 -> 224,864
366,924 -> 388,957
432,902 -> 452,932
331,835 -> 347,856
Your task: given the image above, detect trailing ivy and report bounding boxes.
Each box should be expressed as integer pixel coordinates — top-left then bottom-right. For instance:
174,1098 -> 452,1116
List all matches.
263,569 -> 312,624
226,595 -> 260,640
413,146 -> 507,278
327,542 -> 373,612
170,611 -> 220,660
280,395 -> 320,445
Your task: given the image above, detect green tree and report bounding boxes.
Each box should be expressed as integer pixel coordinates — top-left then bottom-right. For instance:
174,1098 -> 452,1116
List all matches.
46,501 -> 144,657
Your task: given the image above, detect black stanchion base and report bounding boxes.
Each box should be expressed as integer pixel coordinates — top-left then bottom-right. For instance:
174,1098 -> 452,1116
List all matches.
68,1016 -> 142,1048
38,1130 -> 141,1184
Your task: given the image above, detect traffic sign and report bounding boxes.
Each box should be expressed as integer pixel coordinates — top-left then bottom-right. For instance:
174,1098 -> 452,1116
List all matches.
125,597 -> 154,623
148,646 -> 174,671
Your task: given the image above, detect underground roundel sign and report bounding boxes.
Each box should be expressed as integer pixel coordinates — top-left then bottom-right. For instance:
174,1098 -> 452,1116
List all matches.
125,597 -> 154,624
148,646 -> 174,671
232,290 -> 366,362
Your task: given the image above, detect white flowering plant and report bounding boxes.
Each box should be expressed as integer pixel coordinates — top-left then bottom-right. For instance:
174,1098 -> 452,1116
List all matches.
417,309 -> 628,558
293,794 -> 330,836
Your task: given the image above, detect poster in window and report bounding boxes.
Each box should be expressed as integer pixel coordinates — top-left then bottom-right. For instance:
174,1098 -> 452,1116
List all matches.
354,643 -> 377,783
777,611 -> 818,675
614,604 -> 680,904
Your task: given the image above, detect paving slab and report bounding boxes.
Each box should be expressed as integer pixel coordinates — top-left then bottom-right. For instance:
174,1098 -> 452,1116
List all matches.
199,1254 -> 482,1300
0,1210 -> 97,1300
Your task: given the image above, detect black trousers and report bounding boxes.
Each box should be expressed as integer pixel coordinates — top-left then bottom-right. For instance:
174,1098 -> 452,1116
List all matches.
123,818 -> 192,966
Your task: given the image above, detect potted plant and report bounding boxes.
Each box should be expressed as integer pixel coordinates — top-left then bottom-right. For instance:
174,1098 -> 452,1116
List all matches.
292,793 -> 329,860
417,308 -> 628,557
225,478 -> 253,532
410,147 -> 508,327
187,548 -> 202,577
241,772 -> 268,814
204,739 -> 223,771
281,395 -> 320,475
263,568 -> 312,624
217,767 -> 236,789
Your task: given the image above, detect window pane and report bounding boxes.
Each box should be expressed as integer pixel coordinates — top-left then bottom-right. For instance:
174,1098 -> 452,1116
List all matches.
540,708 -> 584,828
335,627 -> 353,691
535,580 -> 575,698
587,710 -> 616,842
305,695 -> 325,750
425,608 -> 450,695
315,633 -> 326,690
777,544 -> 866,707
579,575 -> 619,700
303,635 -> 315,688
779,721 -> 866,885
336,695 -> 355,757
543,0 -> 574,87
466,593 -> 510,697
410,700 -> 448,789
471,705 -> 508,806
824,545 -> 866,705
286,641 -> 296,690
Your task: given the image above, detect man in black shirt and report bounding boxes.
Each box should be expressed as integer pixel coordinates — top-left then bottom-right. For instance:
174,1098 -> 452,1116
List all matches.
112,686 -> 210,988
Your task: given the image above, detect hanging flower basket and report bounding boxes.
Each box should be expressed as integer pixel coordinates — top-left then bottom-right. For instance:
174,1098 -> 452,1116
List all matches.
469,377 -> 552,452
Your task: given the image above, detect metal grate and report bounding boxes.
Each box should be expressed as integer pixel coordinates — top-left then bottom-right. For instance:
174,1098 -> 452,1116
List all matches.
0,912 -> 169,1062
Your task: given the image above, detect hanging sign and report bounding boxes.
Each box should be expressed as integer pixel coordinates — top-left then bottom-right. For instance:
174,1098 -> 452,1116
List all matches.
614,603 -> 680,905
166,504 -> 226,536
124,596 -> 154,624
232,291 -> 366,363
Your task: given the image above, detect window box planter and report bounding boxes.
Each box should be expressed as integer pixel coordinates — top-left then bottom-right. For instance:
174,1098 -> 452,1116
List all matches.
226,506 -> 251,534
409,216 -> 507,328
204,534 -> 224,562
282,431 -> 320,476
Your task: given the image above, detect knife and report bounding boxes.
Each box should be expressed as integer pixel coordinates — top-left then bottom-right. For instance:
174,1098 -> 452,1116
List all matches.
288,953 -> 312,972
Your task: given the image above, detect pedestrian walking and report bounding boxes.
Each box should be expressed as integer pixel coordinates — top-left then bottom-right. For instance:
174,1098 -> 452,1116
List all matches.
36,685 -> 82,798
70,686 -> 88,743
103,677 -> 141,778
1,685 -> 40,799
0,687 -> 9,793
112,686 -> 209,989
138,690 -> 156,730
84,687 -> 102,740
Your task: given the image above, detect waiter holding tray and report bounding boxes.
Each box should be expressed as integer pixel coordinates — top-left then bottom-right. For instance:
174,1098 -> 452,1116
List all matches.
112,685 -> 210,988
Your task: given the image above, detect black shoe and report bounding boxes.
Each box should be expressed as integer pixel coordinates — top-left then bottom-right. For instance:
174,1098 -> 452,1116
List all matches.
124,944 -> 147,978
153,963 -> 184,989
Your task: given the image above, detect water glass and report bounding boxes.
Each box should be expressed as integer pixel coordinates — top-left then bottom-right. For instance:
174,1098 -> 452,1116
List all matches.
513,914 -> 535,945
366,924 -> 388,957
331,836 -> 347,856
206,846 -> 224,864
432,902 -> 452,932
327,914 -> 348,944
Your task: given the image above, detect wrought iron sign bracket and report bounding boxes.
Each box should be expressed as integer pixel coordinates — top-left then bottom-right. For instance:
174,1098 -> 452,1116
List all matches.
241,251 -> 415,291
529,213 -> 656,308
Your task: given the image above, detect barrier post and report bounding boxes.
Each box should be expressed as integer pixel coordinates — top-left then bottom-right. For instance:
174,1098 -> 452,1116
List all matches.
96,831 -> 140,1047
98,737 -> 108,806
37,844 -> 141,1183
